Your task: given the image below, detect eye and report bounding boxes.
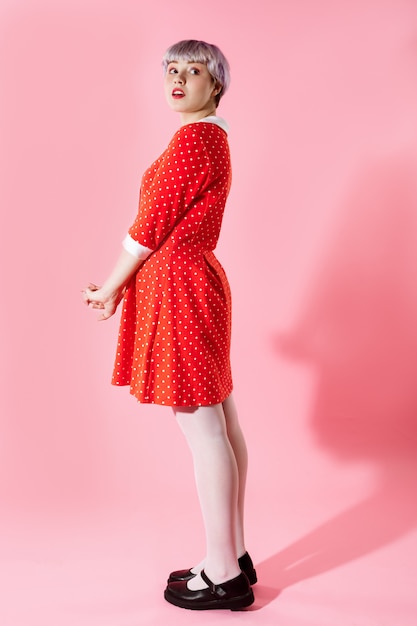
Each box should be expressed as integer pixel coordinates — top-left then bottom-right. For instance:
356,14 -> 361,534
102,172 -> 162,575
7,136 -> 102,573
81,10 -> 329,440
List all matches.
168,66 -> 178,74
189,67 -> 200,75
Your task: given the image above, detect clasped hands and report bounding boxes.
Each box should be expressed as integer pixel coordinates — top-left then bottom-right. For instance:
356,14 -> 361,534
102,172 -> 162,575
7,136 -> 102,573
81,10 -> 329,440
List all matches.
82,283 -> 124,321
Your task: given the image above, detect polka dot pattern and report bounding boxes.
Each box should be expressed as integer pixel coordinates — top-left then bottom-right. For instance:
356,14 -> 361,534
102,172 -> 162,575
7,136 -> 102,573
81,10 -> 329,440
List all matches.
111,122 -> 233,406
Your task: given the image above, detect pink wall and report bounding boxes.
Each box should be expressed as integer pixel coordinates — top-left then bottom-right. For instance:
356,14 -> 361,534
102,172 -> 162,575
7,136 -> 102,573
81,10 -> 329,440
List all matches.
1,1 -> 417,615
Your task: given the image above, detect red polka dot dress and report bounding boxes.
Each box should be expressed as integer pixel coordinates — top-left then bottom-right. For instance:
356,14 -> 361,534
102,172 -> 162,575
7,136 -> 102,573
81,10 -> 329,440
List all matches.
111,117 -> 233,406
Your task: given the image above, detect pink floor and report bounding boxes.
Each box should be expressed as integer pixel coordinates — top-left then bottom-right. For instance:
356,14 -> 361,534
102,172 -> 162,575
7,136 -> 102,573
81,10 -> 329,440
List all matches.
1,451 -> 416,626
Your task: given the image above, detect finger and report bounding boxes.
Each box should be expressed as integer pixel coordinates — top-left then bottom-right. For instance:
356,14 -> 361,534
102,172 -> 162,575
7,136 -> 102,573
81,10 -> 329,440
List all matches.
85,288 -> 99,300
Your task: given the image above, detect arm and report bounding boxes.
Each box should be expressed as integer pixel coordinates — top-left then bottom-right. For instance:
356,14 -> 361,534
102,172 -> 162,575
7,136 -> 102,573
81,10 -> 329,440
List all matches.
83,127 -> 209,319
127,127 -> 210,250
83,238 -> 152,321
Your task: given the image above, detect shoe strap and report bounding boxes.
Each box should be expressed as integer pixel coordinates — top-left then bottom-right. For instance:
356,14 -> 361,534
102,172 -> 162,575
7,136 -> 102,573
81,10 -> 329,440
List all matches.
200,569 -> 232,598
200,569 -> 216,592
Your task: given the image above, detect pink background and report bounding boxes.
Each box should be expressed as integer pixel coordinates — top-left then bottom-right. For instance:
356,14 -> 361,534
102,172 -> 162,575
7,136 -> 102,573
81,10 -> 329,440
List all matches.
1,0 -> 417,624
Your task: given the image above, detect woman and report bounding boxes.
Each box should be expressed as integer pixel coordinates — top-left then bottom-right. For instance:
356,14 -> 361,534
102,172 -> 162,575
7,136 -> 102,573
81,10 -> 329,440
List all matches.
83,39 -> 256,611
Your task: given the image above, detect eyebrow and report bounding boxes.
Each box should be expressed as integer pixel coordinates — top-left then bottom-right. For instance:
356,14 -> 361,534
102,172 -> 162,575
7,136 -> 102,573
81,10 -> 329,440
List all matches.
168,60 -> 205,66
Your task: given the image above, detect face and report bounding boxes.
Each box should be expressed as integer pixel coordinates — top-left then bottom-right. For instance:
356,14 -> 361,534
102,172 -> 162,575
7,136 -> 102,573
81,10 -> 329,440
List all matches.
164,60 -> 220,122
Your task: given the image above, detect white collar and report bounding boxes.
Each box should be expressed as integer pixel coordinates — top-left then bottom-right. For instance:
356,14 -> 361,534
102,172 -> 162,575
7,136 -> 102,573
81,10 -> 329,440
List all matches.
196,115 -> 229,133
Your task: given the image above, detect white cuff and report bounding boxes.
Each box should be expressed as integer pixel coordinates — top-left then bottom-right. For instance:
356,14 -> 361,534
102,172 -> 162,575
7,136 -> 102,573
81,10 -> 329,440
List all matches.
122,234 -> 153,261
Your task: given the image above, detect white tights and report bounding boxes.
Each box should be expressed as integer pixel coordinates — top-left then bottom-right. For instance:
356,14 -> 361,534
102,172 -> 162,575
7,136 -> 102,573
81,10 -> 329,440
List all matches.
173,393 -> 249,589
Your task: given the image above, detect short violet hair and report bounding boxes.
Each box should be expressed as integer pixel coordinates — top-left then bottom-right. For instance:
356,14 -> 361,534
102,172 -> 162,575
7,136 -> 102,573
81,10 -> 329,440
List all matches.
162,39 -> 231,106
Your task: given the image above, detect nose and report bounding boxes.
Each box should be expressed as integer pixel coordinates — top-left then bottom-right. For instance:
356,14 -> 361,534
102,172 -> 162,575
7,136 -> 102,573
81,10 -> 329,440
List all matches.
174,72 -> 185,84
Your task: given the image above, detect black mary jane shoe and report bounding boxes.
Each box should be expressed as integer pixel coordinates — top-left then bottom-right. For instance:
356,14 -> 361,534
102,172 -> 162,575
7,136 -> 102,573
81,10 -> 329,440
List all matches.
164,569 -> 254,611
168,551 -> 258,586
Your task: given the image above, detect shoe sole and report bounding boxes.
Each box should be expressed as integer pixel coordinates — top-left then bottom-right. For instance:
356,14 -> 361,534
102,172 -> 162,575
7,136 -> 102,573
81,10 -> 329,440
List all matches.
164,587 -> 255,611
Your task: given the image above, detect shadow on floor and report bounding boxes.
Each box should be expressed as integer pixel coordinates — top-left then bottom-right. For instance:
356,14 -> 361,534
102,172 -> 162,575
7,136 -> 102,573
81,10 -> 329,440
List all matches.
253,151 -> 417,610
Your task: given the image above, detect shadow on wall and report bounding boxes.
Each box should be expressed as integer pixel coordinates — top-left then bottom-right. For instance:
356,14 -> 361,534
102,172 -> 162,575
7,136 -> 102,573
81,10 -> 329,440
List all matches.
253,148 -> 417,608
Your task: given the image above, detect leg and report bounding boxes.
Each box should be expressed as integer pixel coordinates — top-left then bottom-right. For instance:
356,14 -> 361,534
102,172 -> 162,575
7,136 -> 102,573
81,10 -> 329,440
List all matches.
174,402 -> 241,588
222,393 -> 248,559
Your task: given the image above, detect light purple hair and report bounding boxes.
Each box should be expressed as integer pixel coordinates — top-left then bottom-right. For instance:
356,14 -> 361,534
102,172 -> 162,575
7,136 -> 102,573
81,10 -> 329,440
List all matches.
162,39 -> 231,106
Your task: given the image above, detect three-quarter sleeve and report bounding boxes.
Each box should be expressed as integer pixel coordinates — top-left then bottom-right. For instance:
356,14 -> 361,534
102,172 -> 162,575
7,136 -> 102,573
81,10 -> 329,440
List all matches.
127,126 -> 212,251
122,234 -> 153,261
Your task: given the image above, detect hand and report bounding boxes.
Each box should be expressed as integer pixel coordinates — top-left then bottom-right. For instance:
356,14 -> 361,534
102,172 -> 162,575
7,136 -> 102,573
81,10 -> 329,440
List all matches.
82,282 -> 124,321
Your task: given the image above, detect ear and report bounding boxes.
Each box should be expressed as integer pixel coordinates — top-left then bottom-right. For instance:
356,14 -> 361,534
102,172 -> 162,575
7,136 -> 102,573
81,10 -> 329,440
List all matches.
212,81 -> 222,96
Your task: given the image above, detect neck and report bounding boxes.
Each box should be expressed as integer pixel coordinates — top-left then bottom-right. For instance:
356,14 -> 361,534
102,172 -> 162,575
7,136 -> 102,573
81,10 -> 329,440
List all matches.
180,107 -> 217,126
